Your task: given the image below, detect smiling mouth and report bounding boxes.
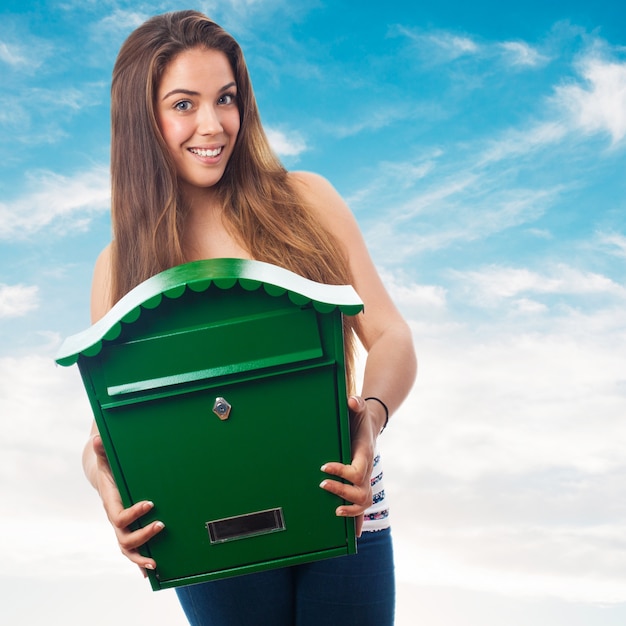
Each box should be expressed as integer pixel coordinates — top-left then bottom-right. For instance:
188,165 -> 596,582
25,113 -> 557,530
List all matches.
189,147 -> 223,157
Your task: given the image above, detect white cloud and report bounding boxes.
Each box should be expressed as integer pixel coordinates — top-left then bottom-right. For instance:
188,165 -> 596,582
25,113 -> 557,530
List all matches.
0,84 -> 105,141
452,263 -> 626,305
393,524 -> 626,604
265,126 -> 307,157
357,42 -> 626,268
395,26 -> 480,63
0,350 -> 96,529
221,0 -> 267,9
555,55 -> 626,144
463,47 -> 626,167
0,284 -> 39,318
0,33 -> 50,71
331,105 -> 416,139
428,32 -> 479,58
0,518 -> 123,578
96,8 -> 148,35
0,352 -> 87,451
379,268 -> 447,316
365,181 -> 558,264
0,40 -> 29,67
395,26 -> 552,71
511,297 -> 548,314
526,227 -> 554,240
478,121 -> 568,165
347,157 -> 437,207
0,166 -> 110,239
199,0 -> 306,34
499,41 -> 549,68
24,85 -> 105,113
596,231 -> 626,258
411,331 -> 626,476
377,161 -> 438,188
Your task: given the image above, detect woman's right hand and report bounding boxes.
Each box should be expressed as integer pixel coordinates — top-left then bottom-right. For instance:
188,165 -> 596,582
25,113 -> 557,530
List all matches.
91,434 -> 165,575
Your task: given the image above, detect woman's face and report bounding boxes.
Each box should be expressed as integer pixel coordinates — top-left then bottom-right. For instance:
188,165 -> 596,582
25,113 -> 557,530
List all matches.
156,47 -> 240,199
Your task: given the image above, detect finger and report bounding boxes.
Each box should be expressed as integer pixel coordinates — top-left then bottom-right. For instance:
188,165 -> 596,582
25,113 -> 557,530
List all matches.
117,521 -> 164,571
117,519 -> 165,552
111,500 -> 158,530
348,395 -> 366,415
335,500 -> 371,516
321,461 -> 369,485
320,478 -> 372,510
92,436 -> 116,484
97,477 -> 157,533
319,461 -> 346,478
91,435 -> 106,459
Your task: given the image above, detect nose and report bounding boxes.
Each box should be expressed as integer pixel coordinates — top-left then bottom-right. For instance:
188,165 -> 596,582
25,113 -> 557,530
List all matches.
198,103 -> 223,135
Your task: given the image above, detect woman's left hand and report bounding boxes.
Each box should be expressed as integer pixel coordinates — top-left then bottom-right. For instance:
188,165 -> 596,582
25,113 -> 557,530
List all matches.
319,395 -> 379,536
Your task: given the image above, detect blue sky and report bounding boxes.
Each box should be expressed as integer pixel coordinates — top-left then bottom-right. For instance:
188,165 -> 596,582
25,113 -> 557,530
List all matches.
2,1 -> 626,624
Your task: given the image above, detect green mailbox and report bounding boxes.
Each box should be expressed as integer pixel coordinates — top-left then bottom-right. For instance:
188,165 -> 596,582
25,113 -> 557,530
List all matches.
56,258 -> 363,590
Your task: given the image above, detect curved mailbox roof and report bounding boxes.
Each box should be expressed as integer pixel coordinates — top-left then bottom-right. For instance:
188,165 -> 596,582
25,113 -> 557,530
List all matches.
56,258 -> 364,367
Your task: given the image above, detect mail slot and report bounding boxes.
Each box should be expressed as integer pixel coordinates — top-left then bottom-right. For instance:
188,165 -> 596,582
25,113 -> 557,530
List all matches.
207,508 -> 286,544
56,258 -> 363,590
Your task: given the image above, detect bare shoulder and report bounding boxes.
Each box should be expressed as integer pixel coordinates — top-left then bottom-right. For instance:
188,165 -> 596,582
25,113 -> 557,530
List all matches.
288,170 -> 358,235
91,243 -> 113,323
289,170 -> 333,192
289,170 -> 346,207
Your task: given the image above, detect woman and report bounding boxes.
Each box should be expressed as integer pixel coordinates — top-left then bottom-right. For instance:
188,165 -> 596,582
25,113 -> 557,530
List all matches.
83,10 -> 416,626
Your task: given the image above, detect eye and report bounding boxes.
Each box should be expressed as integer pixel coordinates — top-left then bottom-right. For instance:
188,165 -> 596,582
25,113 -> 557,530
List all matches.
218,92 -> 237,106
174,100 -> 193,112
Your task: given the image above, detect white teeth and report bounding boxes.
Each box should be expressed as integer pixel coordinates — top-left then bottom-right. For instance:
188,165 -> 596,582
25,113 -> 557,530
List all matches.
190,147 -> 222,157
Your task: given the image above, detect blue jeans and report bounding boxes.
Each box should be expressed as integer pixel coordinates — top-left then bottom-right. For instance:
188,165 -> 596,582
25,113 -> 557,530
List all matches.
176,528 -> 395,625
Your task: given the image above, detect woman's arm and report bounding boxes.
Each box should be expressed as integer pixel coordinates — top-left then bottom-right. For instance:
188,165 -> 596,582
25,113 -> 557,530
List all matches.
291,171 -> 417,534
291,171 -> 417,420
84,244 -> 165,573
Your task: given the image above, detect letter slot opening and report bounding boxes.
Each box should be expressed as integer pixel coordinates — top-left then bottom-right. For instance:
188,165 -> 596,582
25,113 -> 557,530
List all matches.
206,508 -> 286,544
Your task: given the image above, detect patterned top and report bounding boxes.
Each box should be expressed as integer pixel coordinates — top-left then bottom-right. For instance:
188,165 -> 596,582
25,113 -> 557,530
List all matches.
362,451 -> 390,532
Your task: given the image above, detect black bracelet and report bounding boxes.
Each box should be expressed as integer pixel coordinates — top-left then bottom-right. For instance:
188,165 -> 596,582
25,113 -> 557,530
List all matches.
364,396 -> 389,433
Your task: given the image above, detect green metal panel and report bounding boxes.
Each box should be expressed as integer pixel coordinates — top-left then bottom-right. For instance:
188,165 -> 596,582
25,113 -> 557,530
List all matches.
56,259 -> 363,590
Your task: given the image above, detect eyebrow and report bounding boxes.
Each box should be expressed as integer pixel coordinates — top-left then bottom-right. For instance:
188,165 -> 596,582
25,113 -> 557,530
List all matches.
161,82 -> 237,101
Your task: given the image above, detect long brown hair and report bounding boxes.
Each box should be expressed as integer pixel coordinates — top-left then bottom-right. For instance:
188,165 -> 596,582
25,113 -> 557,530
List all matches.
110,10 -> 360,388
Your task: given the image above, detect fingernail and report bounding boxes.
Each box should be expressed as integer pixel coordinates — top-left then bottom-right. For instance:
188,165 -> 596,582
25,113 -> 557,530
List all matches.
145,563 -> 155,570
154,521 -> 165,530
319,480 -> 328,489
320,464 -> 328,472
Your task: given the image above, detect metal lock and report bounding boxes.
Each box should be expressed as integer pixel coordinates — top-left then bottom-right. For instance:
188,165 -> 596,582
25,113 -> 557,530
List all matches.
213,397 -> 232,421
